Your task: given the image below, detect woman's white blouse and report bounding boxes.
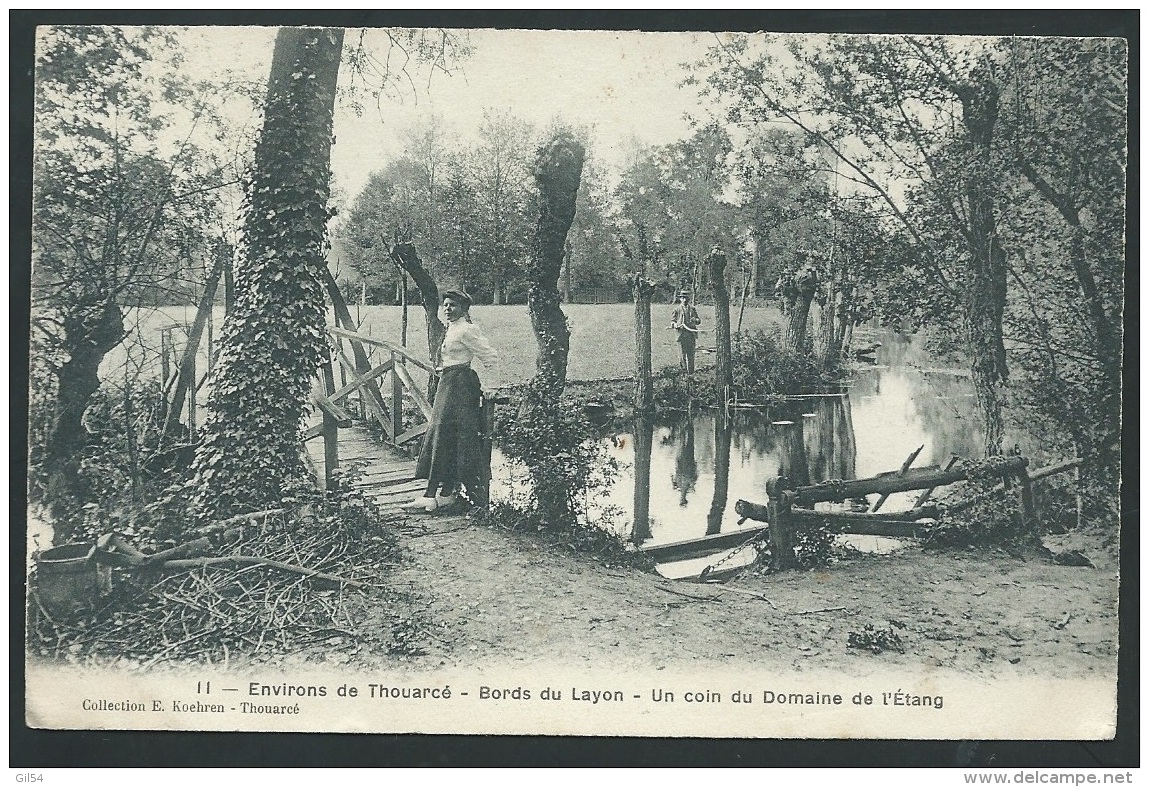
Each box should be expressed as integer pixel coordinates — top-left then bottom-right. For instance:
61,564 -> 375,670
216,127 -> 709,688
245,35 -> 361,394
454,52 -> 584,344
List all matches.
439,319 -> 498,369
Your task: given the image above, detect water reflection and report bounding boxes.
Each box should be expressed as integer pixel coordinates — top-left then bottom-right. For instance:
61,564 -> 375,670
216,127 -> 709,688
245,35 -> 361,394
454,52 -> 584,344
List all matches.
489,332 -> 989,548
668,404 -> 698,508
631,414 -> 654,545
706,410 -> 731,535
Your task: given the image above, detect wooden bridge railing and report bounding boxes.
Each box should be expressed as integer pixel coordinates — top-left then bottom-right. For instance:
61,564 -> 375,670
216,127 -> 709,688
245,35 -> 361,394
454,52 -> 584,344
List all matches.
302,326 -> 434,489
302,325 -> 502,507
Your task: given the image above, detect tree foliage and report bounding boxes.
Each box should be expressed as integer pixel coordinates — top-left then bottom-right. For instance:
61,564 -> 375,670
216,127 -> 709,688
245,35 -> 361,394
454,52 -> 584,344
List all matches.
695,32 -> 1124,507
31,26 -> 227,520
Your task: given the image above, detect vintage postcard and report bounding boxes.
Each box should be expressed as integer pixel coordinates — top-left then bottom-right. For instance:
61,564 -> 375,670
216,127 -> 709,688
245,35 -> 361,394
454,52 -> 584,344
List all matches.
22,20 -> 1126,740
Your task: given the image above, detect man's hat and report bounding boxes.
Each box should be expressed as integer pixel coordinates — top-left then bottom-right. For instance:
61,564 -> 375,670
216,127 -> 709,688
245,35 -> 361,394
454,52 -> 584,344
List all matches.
677,290 -> 691,300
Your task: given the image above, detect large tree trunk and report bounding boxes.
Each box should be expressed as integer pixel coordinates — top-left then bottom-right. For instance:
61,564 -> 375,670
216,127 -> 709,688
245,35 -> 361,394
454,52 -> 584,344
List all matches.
958,75 -> 1009,457
526,133 -> 585,399
782,266 -> 818,356
190,27 -> 344,521
43,302 -> 125,519
521,131 -> 585,525
708,248 -> 733,403
632,276 -> 655,411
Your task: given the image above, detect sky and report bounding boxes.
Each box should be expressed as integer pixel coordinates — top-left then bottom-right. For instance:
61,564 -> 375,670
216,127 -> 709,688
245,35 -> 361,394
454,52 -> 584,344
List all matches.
182,26 -> 722,201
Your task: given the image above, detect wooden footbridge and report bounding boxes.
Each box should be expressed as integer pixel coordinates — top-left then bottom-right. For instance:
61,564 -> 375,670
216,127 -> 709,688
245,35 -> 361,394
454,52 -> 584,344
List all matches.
302,322 -> 499,519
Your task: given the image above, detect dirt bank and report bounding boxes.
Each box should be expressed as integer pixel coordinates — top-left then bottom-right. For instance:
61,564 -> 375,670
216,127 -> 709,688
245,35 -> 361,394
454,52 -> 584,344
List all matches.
356,516 -> 1119,679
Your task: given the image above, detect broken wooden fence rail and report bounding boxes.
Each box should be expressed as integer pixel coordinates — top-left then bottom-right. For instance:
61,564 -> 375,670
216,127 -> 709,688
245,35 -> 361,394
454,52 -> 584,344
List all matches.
737,455 -> 1034,571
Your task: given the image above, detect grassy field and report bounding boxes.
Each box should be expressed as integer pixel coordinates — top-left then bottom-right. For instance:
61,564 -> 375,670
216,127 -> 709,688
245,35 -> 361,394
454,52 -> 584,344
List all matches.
100,302 -> 789,399
353,302 -> 788,389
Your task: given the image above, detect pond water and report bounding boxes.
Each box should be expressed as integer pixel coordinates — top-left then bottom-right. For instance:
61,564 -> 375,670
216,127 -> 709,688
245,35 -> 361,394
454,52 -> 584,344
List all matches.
490,332 -> 989,568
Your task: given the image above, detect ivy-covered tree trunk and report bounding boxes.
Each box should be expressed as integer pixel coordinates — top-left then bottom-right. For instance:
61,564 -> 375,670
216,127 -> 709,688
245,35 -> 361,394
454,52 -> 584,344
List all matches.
190,27 -> 344,521
957,75 -> 1009,457
708,248 -> 733,401
521,131 -> 585,524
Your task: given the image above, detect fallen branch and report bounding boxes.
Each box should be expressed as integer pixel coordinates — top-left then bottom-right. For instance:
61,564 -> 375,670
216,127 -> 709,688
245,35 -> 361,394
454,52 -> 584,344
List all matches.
707,583 -> 778,609
790,605 -> 848,616
157,555 -> 376,589
655,584 -> 722,603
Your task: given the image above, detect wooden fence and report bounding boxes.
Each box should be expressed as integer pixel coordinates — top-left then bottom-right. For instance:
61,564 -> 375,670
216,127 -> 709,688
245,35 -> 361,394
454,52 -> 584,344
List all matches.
730,448 -> 1082,571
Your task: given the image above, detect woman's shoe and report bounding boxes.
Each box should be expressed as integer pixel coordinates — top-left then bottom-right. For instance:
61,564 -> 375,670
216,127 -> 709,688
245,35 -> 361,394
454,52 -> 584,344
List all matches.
435,491 -> 458,509
403,495 -> 437,513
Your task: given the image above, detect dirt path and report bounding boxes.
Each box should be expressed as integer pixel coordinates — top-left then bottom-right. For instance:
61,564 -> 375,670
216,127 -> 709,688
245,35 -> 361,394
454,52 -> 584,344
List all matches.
375,517 -> 1118,679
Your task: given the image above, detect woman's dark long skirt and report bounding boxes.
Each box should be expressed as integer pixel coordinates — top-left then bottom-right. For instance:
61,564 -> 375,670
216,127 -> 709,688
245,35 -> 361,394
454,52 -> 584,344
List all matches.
415,364 -> 483,492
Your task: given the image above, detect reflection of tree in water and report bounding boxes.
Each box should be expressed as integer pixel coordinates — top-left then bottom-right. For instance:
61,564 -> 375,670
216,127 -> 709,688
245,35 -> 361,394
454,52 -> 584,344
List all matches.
666,403 -> 698,508
730,410 -> 786,460
706,411 -> 732,535
804,396 -> 857,483
913,371 -> 984,460
631,414 -> 654,545
777,421 -> 810,489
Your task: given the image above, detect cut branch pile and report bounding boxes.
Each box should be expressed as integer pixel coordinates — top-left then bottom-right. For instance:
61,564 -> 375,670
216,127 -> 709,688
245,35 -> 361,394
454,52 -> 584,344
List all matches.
29,504 -> 424,666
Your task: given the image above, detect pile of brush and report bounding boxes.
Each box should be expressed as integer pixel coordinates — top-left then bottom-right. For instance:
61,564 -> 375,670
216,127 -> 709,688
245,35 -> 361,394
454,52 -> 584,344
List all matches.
28,497 -> 425,667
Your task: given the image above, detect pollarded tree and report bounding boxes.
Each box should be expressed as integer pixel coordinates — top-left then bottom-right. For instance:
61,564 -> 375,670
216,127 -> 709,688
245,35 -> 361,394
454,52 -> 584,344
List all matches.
189,27 -> 345,520
517,129 -> 586,525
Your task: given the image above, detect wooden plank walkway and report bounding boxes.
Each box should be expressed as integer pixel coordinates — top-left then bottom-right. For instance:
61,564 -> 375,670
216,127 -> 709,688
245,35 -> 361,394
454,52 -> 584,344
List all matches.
305,423 -> 471,524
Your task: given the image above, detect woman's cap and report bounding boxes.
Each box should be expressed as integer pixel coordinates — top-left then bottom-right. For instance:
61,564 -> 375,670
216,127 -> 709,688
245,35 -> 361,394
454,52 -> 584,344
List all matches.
442,289 -> 472,308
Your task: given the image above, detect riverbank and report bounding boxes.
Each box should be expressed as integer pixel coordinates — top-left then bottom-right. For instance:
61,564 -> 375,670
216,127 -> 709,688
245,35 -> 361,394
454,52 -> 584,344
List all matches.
342,516 -> 1118,679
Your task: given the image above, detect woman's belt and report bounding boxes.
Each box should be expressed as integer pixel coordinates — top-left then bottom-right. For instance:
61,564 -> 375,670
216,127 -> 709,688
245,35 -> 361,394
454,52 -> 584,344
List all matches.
436,362 -> 472,373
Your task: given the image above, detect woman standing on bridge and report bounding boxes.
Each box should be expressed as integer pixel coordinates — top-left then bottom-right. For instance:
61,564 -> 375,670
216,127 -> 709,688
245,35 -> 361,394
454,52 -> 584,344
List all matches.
407,289 -> 498,513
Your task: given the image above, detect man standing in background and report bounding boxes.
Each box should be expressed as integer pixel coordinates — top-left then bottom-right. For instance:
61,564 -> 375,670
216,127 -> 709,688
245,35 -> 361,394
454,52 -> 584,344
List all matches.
671,290 -> 701,373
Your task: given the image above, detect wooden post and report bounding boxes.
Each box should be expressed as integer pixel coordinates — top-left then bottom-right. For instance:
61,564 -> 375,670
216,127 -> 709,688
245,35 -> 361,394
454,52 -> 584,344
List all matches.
632,276 -> 654,411
766,475 -> 796,570
1016,459 -> 1036,534
160,328 -> 172,390
390,351 -> 403,446
321,359 -> 339,490
186,342 -> 197,434
472,395 -> 496,509
400,271 -> 408,347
